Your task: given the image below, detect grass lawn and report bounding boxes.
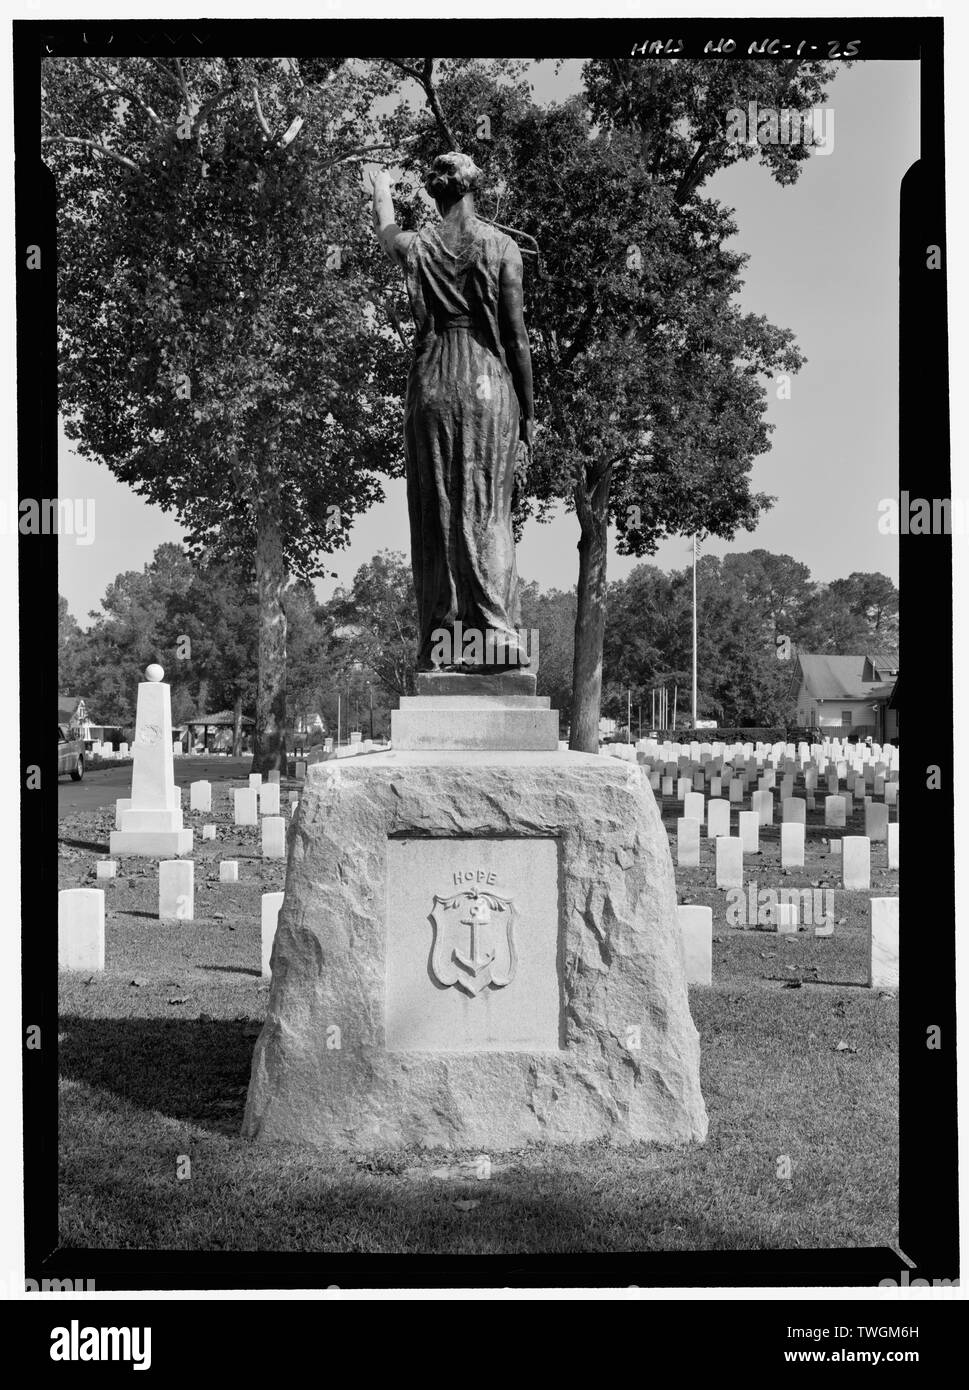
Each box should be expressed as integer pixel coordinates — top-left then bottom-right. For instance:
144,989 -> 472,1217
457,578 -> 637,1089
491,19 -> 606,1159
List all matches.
57,784 -> 898,1255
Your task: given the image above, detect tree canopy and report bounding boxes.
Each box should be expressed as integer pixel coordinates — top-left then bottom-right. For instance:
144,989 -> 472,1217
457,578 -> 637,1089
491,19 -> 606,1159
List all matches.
45,55 -> 409,767
59,542 -> 896,739
49,54 -> 855,751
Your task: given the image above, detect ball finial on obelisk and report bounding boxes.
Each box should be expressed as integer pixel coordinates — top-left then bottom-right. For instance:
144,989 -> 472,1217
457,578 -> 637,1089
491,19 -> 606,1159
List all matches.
145,663 -> 165,683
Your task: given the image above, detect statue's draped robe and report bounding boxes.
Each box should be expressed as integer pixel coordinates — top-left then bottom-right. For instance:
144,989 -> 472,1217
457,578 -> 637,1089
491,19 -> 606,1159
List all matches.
402,219 -> 526,670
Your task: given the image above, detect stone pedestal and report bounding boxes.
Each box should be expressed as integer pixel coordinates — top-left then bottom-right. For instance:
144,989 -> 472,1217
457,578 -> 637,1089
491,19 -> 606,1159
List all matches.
109,673 -> 192,857
392,695 -> 558,752
392,669 -> 557,752
243,749 -> 707,1151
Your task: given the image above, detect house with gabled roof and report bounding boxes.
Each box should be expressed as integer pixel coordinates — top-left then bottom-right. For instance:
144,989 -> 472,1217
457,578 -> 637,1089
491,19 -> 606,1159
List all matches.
56,694 -> 121,744
787,651 -> 899,742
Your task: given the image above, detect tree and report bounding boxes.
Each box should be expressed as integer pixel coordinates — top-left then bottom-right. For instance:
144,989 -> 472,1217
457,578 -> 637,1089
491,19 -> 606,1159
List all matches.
582,57 -> 842,197
285,579 -> 335,739
60,545 -> 263,742
795,590 -> 870,655
711,561 -> 797,724
326,550 -> 420,700
561,57 -> 845,746
58,595 -> 83,692
66,543 -> 196,722
602,554 -> 799,728
824,572 -> 899,649
169,556 -> 259,752
44,56 -> 408,770
601,563 -> 682,727
721,549 -> 815,642
754,568 -> 900,657
518,581 -> 576,726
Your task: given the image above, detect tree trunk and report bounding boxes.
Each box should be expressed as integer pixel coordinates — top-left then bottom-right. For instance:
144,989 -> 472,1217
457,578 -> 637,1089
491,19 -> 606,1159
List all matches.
569,465 -> 612,753
232,694 -> 243,757
252,506 -> 288,774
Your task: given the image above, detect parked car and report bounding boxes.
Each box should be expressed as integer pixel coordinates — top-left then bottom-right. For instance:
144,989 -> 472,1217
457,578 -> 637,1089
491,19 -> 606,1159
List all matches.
57,725 -> 84,781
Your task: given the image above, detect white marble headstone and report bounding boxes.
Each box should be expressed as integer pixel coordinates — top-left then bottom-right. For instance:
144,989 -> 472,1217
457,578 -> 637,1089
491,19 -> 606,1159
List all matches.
677,818 -> 701,868
715,836 -> 743,888
869,898 -> 899,990
738,810 -> 759,854
261,892 -> 285,978
678,905 -> 712,985
59,889 -> 105,971
159,859 -> 194,920
842,836 -> 871,891
261,816 -> 286,859
781,822 -> 805,868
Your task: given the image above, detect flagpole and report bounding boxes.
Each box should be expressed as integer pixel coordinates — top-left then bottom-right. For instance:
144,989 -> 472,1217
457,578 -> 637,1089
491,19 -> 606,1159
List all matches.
692,534 -> 698,729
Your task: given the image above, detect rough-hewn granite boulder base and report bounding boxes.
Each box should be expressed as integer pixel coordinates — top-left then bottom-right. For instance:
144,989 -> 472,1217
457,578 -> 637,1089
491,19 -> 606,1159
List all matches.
243,751 -> 708,1151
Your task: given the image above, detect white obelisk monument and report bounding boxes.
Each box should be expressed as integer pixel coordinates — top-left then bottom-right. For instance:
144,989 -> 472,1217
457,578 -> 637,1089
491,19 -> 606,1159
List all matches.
109,664 -> 193,856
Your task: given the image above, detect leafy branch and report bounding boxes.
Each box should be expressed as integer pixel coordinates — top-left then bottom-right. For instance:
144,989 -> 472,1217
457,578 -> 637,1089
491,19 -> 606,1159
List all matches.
381,56 -> 459,149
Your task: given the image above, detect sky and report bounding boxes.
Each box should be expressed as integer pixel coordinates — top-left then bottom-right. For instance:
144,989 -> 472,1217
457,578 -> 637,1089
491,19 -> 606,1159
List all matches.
57,58 -> 919,625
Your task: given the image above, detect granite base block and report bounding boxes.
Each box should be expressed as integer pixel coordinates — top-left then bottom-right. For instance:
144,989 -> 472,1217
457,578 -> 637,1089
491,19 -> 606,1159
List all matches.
243,750 -> 708,1151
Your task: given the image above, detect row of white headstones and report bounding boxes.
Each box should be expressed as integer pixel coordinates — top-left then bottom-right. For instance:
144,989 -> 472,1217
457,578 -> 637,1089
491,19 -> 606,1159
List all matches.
61,769 -> 304,978
60,761 -> 900,990
603,734 -> 899,877
113,771 -> 301,849
60,665 -> 379,978
58,881 -> 283,981
600,737 -> 900,994
59,878 -> 899,996
59,709 -> 899,991
675,899 -> 899,992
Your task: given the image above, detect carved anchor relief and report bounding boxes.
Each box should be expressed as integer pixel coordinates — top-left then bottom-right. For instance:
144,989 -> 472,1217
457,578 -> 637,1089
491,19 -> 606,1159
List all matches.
429,887 -> 518,997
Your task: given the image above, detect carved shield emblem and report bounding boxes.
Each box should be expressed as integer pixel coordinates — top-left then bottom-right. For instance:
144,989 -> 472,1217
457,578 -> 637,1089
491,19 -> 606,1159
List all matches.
429,888 -> 518,996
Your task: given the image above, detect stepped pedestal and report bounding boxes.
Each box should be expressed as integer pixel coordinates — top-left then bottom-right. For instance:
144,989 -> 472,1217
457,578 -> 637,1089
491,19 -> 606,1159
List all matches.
392,669 -> 558,752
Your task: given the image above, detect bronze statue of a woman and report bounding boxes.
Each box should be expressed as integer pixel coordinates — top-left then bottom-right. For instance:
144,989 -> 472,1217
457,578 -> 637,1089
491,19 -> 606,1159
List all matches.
372,153 -> 535,674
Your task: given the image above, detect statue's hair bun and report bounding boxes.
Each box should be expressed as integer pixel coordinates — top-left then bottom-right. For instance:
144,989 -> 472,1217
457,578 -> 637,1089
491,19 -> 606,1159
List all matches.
425,151 -> 483,201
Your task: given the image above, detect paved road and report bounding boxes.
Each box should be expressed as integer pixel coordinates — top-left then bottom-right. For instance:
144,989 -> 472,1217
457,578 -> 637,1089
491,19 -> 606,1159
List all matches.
57,757 -> 273,812
56,748 -> 388,813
